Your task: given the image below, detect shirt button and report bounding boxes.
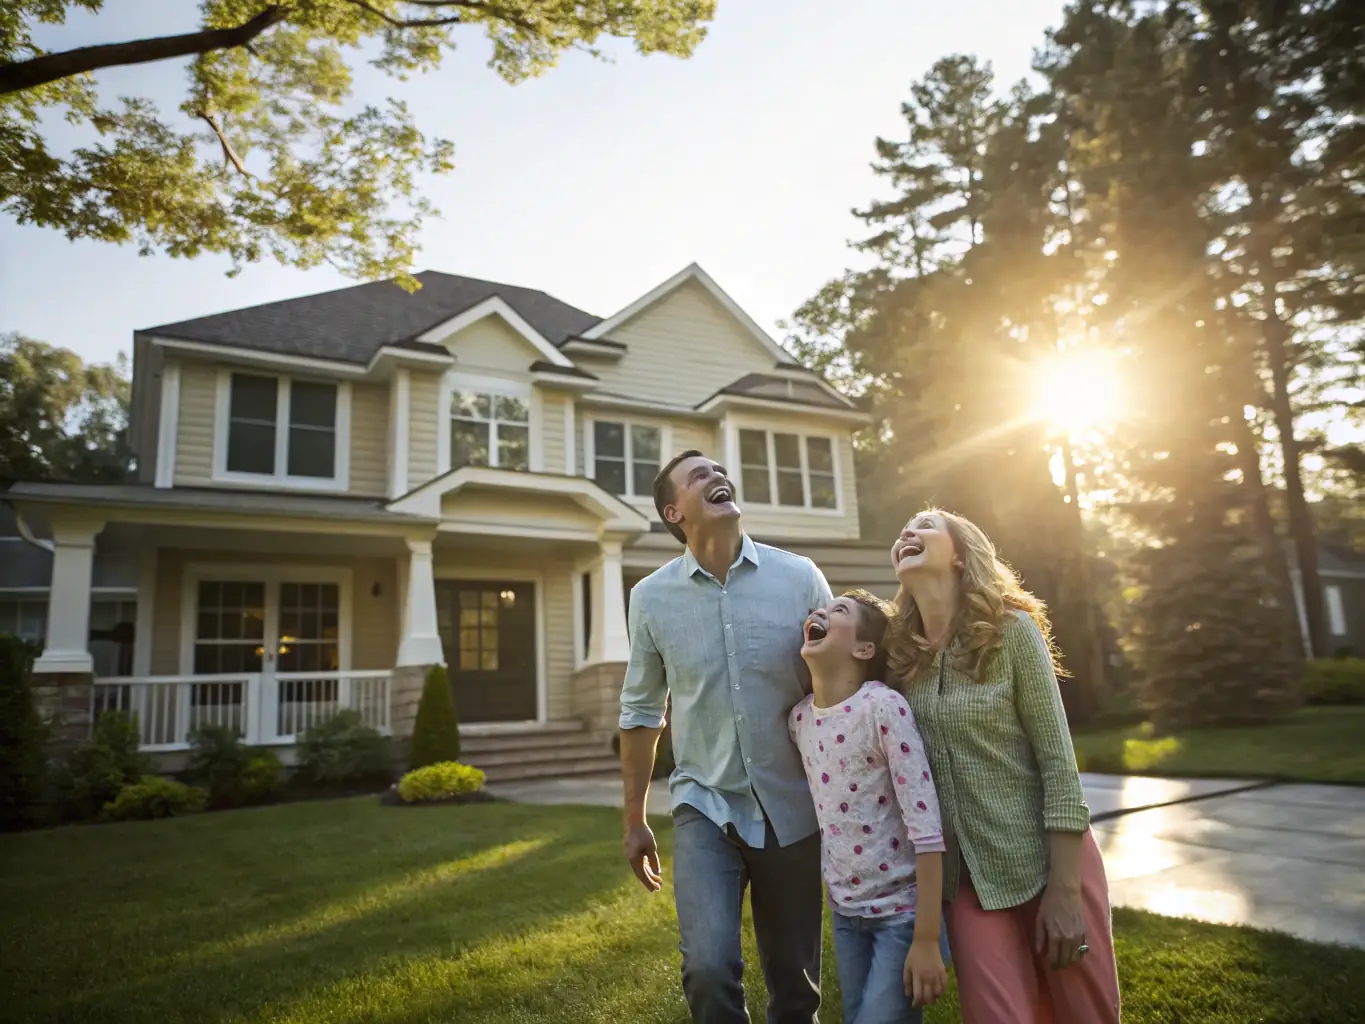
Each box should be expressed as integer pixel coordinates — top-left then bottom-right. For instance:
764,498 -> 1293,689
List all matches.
745,757 -> 752,764
733,683 -> 740,690
724,623 -> 731,630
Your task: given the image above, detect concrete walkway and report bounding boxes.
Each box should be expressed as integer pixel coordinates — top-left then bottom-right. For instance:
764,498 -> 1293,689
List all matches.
488,772 -> 1365,949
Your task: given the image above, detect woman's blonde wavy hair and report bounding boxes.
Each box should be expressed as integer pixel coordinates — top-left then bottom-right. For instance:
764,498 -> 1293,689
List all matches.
887,509 -> 1066,685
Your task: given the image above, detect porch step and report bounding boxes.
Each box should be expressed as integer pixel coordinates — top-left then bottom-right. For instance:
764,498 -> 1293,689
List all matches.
456,722 -> 618,783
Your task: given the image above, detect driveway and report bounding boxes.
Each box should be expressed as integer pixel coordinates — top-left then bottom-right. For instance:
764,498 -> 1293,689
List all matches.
489,772 -> 1365,949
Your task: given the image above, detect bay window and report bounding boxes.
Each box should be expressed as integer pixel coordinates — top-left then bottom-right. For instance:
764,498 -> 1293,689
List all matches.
736,429 -> 839,510
591,420 -> 663,498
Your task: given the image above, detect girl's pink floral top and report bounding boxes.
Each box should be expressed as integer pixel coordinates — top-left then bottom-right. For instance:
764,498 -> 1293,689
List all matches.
789,680 -> 946,920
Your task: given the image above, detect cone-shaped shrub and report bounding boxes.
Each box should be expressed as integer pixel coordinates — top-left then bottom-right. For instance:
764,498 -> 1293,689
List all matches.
408,664 -> 461,769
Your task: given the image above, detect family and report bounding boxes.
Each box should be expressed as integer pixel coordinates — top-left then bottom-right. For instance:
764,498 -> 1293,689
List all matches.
618,450 -> 1123,1024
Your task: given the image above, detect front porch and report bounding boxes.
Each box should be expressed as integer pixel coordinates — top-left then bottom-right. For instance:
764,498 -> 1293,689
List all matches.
7,477 -> 649,779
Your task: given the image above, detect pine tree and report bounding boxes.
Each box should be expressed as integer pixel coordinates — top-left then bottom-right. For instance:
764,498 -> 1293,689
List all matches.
408,665 -> 461,770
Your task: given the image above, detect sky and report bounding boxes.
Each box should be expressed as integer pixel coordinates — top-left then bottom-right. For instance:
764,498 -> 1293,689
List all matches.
0,0 -> 1069,366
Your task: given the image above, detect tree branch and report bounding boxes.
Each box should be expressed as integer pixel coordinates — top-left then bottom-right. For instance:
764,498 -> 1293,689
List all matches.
342,0 -> 464,29
196,111 -> 251,177
0,6 -> 288,97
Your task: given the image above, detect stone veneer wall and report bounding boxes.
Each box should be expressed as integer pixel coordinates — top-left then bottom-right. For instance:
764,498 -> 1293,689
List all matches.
31,672 -> 94,747
388,664 -> 431,768
571,661 -> 627,741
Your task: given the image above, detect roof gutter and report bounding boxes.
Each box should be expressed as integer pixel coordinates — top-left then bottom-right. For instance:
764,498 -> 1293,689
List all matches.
1,499 -> 54,554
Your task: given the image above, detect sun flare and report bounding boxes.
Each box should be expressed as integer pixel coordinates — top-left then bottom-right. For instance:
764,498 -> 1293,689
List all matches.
1034,350 -> 1123,431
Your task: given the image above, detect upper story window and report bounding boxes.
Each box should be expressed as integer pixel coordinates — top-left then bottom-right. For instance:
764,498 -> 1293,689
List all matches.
738,429 -> 838,510
217,371 -> 349,489
451,391 -> 530,471
592,420 -> 662,498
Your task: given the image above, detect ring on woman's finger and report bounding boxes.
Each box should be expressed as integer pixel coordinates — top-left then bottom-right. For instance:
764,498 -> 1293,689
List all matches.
1074,944 -> 1090,958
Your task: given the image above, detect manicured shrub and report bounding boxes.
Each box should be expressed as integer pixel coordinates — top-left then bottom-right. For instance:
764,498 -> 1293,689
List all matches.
297,710 -> 392,788
55,711 -> 149,821
408,664 -> 460,770
397,761 -> 486,803
1301,658 -> 1365,706
0,634 -> 49,828
187,725 -> 284,808
103,777 -> 206,822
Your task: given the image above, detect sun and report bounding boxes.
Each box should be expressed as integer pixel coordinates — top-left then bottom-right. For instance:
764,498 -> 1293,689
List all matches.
1033,350 -> 1123,431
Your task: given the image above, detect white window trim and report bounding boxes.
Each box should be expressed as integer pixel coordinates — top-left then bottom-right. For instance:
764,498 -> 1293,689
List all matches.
583,416 -> 672,506
433,565 -> 548,725
727,421 -> 844,516
437,371 -> 542,476
178,562 -> 354,676
212,369 -> 352,492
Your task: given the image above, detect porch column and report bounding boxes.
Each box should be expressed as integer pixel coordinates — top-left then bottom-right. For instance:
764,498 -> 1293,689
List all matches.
587,538 -> 630,664
396,537 -> 444,667
33,519 -> 105,675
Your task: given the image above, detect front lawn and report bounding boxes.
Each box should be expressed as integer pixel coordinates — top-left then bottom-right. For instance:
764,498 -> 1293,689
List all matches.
1073,706 -> 1365,784
2,799 -> 1363,1023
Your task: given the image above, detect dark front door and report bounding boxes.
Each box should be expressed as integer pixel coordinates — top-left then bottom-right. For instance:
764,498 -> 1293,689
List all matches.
436,581 -> 537,723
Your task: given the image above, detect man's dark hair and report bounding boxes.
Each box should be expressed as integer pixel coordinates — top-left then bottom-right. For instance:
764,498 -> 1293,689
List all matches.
844,589 -> 891,682
653,449 -> 706,545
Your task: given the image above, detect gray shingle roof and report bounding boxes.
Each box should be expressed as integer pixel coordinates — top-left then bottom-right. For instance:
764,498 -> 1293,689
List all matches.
138,271 -> 601,365
705,372 -> 853,410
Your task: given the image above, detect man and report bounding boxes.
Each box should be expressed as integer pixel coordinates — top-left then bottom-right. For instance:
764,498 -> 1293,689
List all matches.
619,449 -> 833,1023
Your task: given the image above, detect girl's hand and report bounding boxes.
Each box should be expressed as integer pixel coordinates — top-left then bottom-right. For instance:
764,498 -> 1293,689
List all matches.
903,936 -> 948,1007
1035,881 -> 1087,970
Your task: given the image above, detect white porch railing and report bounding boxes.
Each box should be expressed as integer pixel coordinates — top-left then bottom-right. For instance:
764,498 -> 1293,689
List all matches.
92,670 -> 393,751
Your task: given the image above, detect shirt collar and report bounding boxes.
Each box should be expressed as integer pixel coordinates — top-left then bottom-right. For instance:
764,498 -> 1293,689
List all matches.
683,534 -> 761,578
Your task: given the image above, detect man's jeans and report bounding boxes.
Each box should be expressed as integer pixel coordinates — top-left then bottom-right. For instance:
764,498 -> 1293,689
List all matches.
832,912 -> 951,1024
672,802 -> 823,1024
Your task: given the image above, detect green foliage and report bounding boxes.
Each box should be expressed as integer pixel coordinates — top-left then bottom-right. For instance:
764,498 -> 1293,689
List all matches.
1,1 -> 714,285
0,634 -> 49,828
102,776 -> 206,822
1301,659 -> 1365,707
408,664 -> 460,770
0,333 -> 130,485
396,760 -> 485,802
55,711 -> 149,821
187,724 -> 282,807
296,710 -> 391,788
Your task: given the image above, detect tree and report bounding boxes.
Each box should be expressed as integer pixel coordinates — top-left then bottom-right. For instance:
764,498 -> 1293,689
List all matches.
0,333 -> 132,485
408,664 -> 461,769
1,1 -> 715,286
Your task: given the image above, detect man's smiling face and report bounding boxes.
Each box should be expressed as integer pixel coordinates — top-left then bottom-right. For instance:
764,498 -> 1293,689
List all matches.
663,454 -> 740,539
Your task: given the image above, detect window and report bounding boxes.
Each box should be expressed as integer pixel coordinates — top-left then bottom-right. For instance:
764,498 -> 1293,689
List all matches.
592,421 -> 662,497
0,597 -> 47,645
451,392 -> 530,471
0,596 -> 136,676
221,372 -> 344,485
736,429 -> 839,510
1325,585 -> 1347,637
193,581 -> 265,674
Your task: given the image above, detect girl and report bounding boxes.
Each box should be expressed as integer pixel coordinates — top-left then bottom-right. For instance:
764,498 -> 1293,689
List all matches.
888,509 -> 1121,1023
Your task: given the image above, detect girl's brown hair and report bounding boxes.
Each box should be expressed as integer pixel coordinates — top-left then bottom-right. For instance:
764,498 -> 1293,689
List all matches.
887,509 -> 1065,685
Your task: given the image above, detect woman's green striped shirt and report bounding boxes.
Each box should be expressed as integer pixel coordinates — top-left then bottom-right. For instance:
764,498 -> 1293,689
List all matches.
903,610 -> 1091,912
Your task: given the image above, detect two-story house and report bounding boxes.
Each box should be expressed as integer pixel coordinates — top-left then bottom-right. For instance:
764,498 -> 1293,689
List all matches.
3,264 -> 891,781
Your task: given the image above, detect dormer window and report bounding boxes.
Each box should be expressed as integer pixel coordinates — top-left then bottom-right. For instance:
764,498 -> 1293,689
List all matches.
451,392 -> 530,471
214,371 -> 350,490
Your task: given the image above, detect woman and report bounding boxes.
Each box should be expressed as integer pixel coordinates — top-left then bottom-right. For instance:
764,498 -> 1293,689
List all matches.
887,509 -> 1120,1023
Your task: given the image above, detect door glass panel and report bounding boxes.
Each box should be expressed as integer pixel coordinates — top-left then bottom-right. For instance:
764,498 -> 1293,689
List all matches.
193,581 -> 265,675
277,582 -> 340,673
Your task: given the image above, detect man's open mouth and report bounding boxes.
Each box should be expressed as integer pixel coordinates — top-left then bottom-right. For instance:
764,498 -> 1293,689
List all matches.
706,483 -> 734,506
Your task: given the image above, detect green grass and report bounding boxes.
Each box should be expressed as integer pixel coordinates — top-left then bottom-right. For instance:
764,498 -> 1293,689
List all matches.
1073,706 -> 1365,783
2,799 -> 1363,1023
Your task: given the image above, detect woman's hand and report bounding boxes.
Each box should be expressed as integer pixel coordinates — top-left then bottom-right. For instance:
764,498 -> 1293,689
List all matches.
903,935 -> 948,1007
1035,880 -> 1087,970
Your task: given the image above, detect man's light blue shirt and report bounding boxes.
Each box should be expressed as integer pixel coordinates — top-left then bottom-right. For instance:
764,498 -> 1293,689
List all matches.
619,534 -> 833,847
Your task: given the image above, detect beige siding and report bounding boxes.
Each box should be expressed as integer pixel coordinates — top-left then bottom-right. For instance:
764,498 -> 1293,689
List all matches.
174,361 -> 216,487
408,370 -> 441,487
592,280 -> 778,407
148,549 -> 399,674
540,390 -> 569,475
348,383 -> 388,496
444,315 -> 543,374
440,490 -> 602,532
